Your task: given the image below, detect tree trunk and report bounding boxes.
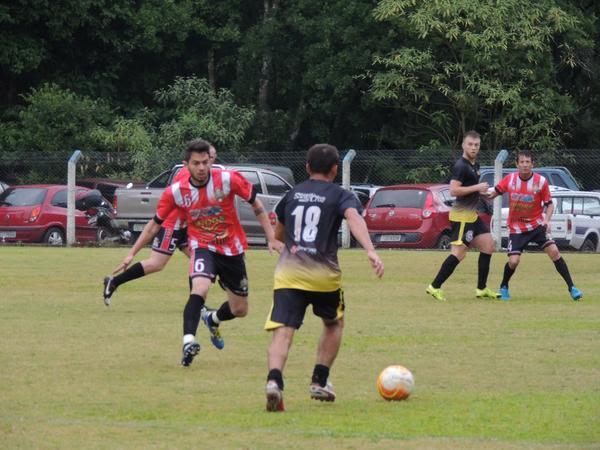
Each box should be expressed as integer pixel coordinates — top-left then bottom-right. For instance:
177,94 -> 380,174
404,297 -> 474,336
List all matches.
258,0 -> 280,111
208,46 -> 216,92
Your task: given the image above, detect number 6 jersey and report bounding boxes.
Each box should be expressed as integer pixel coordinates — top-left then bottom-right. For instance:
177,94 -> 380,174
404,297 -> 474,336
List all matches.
274,179 -> 361,291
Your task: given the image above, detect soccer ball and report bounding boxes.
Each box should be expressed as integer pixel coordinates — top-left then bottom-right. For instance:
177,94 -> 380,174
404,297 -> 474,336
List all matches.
376,365 -> 414,401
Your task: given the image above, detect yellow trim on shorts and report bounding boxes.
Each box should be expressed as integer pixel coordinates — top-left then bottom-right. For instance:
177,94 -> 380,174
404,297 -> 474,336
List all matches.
264,302 -> 284,331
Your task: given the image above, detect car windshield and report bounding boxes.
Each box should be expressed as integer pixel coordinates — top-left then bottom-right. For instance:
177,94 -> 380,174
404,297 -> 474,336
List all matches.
0,188 -> 47,206
370,189 -> 428,209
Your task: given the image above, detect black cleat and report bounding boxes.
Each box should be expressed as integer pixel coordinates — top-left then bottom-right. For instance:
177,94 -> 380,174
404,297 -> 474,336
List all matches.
103,276 -> 117,306
181,342 -> 200,367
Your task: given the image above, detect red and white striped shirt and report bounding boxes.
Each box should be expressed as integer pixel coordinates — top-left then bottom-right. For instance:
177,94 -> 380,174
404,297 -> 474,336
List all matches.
161,167 -> 190,229
156,168 -> 254,255
495,172 -> 552,234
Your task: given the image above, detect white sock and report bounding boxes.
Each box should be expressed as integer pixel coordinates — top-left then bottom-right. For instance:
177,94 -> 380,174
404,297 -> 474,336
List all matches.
211,311 -> 221,325
183,334 -> 195,345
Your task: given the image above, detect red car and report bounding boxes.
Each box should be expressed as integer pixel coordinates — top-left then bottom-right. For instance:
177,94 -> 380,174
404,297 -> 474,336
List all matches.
0,185 -> 100,245
364,184 -> 452,249
364,183 -> 492,249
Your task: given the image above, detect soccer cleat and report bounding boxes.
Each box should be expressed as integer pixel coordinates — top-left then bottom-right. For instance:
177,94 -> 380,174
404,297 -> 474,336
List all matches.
570,286 -> 583,301
309,380 -> 336,402
265,380 -> 285,412
103,276 -> 117,306
201,309 -> 225,350
426,284 -> 446,301
499,286 -> 511,301
476,287 -> 501,299
181,342 -> 200,367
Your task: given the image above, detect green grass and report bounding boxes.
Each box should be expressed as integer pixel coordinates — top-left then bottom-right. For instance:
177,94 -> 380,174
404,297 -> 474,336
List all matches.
1,247 -> 599,449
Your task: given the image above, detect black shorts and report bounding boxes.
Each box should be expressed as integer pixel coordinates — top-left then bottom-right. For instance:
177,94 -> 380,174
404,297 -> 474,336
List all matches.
264,288 -> 345,331
449,216 -> 489,246
189,247 -> 248,296
507,225 -> 554,255
151,227 -> 188,255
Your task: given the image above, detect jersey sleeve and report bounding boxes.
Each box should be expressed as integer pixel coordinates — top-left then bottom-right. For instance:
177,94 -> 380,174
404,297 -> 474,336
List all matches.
450,160 -> 468,183
172,166 -> 190,184
231,170 -> 255,203
275,192 -> 289,225
338,189 -> 363,216
495,174 -> 510,194
540,177 -> 552,204
155,186 -> 177,222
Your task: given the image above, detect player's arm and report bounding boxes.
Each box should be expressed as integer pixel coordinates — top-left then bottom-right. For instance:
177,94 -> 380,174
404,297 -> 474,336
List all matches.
345,207 -> 384,278
113,218 -> 161,274
450,179 -> 489,198
543,201 -> 554,232
251,197 -> 284,254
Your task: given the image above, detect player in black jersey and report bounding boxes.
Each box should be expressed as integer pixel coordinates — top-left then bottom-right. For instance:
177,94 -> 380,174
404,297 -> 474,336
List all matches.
426,130 -> 500,301
264,144 -> 384,412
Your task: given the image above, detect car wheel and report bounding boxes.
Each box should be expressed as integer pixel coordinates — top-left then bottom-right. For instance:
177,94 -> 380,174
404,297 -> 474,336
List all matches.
97,226 -> 112,243
580,236 -> 597,252
436,233 -> 452,250
42,227 -> 65,246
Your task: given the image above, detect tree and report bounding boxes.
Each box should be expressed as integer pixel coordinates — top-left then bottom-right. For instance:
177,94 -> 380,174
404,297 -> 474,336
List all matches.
369,0 -> 594,152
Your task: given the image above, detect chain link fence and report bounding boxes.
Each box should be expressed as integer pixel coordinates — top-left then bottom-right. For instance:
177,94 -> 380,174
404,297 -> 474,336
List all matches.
2,148 -> 600,191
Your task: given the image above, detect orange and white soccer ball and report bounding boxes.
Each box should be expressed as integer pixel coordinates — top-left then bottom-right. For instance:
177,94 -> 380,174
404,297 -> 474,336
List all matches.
376,365 -> 414,401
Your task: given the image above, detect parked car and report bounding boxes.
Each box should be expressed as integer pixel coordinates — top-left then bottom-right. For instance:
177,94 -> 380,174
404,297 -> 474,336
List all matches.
0,185 -> 107,245
364,184 -> 459,249
493,187 -> 600,252
112,163 -> 293,244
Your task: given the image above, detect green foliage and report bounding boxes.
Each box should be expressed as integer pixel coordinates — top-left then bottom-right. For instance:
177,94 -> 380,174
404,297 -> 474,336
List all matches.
370,0 -> 593,151
11,84 -> 112,153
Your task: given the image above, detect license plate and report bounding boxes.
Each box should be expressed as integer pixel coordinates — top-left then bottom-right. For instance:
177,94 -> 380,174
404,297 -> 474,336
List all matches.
0,231 -> 16,238
132,223 -> 145,232
380,234 -> 403,242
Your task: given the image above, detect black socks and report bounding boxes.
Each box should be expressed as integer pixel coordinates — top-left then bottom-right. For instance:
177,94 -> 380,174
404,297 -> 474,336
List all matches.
113,262 -> 145,287
501,262 -> 516,288
431,255 -> 460,288
553,257 -> 574,290
477,253 -> 492,290
183,294 -> 205,336
312,364 -> 330,387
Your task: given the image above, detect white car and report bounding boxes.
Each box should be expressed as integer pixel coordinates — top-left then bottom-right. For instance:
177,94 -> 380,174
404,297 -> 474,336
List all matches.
493,187 -> 600,252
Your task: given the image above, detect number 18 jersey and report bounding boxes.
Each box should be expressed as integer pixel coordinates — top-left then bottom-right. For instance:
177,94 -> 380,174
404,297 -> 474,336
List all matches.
274,179 -> 361,291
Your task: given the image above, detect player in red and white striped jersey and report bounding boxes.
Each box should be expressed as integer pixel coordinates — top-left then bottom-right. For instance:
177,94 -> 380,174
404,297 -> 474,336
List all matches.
489,150 -> 582,301
117,139 -> 282,366
102,147 -> 217,306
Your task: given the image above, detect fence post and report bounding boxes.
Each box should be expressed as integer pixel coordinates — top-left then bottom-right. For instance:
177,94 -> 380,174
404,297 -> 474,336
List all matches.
67,150 -> 82,246
341,149 -> 356,248
493,149 -> 509,251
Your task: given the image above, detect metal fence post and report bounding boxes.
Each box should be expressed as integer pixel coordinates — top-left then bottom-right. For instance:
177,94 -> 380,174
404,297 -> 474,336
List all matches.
341,149 -> 356,248
67,150 -> 82,246
493,149 -> 509,251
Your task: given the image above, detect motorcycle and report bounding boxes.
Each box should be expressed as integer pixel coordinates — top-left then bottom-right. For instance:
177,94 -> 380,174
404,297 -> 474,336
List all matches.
79,190 -> 131,244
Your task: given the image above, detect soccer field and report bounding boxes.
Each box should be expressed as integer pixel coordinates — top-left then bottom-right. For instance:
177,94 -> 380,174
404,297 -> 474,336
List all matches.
1,247 -> 598,449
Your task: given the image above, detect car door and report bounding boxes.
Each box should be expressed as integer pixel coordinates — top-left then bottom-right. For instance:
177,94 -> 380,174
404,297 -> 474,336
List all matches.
236,169 -> 264,239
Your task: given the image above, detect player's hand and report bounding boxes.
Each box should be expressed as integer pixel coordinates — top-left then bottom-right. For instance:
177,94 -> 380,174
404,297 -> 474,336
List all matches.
544,221 -> 552,234
113,254 -> 134,274
478,182 -> 490,194
268,238 -> 284,255
367,249 -> 384,278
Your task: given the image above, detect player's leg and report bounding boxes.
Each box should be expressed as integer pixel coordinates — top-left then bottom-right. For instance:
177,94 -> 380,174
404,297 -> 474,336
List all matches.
499,232 -> 527,300
264,288 -> 308,412
181,249 -> 214,366
201,253 -> 249,348
544,242 -> 583,300
427,219 -> 469,301
471,219 -> 500,299
309,290 -> 345,402
103,226 -> 177,303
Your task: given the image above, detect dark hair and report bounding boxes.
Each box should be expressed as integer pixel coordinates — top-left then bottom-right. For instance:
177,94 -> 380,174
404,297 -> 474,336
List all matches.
307,144 -> 339,174
516,149 -> 533,162
463,130 -> 481,141
184,139 -> 212,161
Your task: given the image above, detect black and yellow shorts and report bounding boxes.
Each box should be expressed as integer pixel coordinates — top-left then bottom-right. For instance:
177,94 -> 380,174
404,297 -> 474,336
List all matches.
449,210 -> 489,247
264,288 -> 345,331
